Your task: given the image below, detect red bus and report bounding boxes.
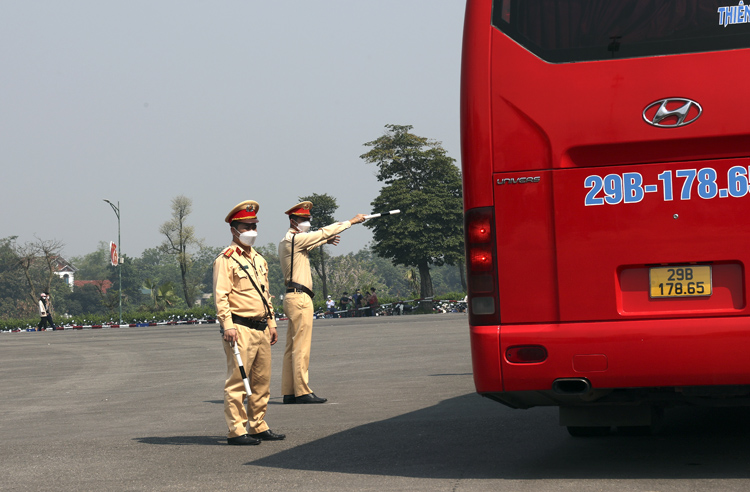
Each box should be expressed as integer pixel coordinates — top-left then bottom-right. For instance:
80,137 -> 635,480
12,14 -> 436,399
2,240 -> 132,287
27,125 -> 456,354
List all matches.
461,0 -> 750,435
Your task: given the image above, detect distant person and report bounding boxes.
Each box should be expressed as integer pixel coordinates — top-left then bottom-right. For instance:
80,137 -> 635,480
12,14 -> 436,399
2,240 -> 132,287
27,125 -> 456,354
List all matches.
352,289 -> 364,317
367,288 -> 379,316
278,200 -> 367,404
37,293 -> 56,331
326,296 -> 336,317
44,292 -> 58,329
339,292 -> 351,318
213,200 -> 285,445
364,289 -> 372,316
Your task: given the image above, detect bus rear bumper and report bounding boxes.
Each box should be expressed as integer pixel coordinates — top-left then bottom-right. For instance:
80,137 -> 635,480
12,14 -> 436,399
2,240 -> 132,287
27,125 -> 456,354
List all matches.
470,316 -> 750,409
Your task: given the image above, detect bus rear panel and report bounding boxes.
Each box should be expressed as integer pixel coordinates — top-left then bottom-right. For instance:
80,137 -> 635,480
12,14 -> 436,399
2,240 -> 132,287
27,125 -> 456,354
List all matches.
461,0 -> 750,429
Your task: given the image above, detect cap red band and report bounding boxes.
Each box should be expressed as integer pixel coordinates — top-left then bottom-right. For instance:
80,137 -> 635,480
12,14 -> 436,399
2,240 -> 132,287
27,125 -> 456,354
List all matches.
230,209 -> 257,221
287,207 -> 311,217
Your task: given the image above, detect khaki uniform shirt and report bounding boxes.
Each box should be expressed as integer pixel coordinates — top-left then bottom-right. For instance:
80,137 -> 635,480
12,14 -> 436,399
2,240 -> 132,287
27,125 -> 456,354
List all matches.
213,244 -> 277,331
278,221 -> 351,291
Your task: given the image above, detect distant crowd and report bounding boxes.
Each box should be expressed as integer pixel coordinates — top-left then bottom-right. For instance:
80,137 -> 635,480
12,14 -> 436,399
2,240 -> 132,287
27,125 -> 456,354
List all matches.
325,287 -> 379,317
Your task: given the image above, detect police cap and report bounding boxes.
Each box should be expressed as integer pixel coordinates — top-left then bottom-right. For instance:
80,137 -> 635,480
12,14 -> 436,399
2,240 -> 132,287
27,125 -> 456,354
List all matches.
285,201 -> 313,217
225,200 -> 260,223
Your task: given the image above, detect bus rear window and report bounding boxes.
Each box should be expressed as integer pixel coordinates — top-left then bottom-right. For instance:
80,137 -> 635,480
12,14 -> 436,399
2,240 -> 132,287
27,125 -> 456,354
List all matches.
492,0 -> 750,62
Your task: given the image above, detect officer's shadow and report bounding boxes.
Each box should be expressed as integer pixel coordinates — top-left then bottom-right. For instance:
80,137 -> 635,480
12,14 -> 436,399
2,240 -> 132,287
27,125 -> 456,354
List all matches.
134,435 -> 226,446
134,400 -> 226,445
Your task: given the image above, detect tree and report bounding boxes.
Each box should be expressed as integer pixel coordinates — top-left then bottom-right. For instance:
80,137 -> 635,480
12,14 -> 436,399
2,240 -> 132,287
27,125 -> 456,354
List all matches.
13,236 -> 66,306
143,279 -> 180,310
298,193 -> 338,299
159,195 -> 203,307
0,236 -> 27,319
66,283 -> 102,316
358,246 -> 414,298
155,282 -> 180,308
69,242 -> 111,281
360,124 -> 464,300
191,245 -> 223,306
255,244 -> 285,310
321,252 -> 384,301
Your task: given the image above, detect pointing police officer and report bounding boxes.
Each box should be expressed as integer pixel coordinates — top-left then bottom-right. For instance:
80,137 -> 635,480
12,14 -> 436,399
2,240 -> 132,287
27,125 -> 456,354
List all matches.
278,201 -> 367,404
213,200 -> 285,445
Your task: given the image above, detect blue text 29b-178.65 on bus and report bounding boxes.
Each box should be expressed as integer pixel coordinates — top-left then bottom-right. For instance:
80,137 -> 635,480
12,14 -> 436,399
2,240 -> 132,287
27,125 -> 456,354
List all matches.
584,166 -> 750,206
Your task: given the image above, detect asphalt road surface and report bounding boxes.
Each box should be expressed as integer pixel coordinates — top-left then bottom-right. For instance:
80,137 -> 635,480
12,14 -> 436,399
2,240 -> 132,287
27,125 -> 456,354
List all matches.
2,313 -> 750,491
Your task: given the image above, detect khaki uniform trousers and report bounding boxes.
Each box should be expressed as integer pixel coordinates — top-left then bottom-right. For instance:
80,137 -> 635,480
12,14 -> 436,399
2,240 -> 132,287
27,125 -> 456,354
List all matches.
281,292 -> 314,397
222,324 -> 271,438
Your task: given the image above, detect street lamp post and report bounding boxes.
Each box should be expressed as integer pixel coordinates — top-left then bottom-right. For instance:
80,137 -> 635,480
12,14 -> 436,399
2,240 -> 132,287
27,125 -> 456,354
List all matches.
103,199 -> 122,325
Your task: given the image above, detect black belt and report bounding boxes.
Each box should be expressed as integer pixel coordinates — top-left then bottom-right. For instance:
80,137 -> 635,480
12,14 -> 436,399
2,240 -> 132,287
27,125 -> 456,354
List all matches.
231,313 -> 268,331
286,281 -> 315,299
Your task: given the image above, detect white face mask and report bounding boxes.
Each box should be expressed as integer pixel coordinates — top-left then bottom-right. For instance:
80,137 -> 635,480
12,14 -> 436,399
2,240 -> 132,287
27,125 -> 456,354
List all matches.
235,228 -> 258,247
296,220 -> 311,233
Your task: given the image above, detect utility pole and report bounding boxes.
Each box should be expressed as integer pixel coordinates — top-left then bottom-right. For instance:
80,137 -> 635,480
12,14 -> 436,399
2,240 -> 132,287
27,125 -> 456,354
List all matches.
103,199 -> 122,325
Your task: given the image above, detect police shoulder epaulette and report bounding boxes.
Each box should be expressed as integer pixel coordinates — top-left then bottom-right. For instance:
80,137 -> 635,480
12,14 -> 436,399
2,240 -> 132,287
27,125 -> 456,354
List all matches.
221,247 -> 234,258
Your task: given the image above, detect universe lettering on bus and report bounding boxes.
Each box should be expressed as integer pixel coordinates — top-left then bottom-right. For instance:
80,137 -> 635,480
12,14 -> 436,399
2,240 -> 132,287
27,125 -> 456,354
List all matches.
584,166 -> 750,206
718,1 -> 750,27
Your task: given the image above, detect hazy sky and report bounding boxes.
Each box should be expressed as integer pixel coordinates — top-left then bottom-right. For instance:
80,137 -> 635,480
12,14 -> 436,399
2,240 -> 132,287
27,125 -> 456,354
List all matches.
1,2 -> 465,260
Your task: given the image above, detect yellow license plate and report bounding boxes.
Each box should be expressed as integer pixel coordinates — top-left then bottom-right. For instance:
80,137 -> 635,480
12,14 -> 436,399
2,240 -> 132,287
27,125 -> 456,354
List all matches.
649,265 -> 712,298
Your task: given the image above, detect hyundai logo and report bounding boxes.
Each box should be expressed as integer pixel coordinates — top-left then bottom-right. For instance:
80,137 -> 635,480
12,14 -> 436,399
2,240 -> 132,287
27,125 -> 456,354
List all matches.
643,98 -> 702,128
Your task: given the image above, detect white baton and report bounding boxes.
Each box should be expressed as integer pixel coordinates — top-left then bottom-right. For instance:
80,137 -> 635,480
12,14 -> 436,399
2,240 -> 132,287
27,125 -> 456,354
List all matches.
232,343 -> 252,396
364,209 -> 401,219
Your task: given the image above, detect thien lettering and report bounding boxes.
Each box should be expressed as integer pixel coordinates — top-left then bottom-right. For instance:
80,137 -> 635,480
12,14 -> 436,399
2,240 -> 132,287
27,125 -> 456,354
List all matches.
718,1 -> 750,27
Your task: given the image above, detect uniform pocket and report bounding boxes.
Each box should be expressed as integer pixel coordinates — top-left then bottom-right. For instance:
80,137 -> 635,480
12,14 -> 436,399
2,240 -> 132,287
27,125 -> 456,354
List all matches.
234,270 -> 252,292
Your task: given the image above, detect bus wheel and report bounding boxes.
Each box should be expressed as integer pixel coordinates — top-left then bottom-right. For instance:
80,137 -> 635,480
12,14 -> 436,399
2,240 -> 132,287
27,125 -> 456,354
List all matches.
566,426 -> 611,437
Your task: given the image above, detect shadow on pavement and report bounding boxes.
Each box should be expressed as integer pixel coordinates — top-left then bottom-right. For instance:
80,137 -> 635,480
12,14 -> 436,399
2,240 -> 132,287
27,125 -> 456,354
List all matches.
134,436 -> 226,446
247,393 -> 750,480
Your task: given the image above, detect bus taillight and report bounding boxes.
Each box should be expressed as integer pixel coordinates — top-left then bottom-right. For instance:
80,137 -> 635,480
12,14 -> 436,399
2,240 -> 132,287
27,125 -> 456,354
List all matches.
465,206 -> 500,325
469,246 -> 493,272
467,214 -> 492,243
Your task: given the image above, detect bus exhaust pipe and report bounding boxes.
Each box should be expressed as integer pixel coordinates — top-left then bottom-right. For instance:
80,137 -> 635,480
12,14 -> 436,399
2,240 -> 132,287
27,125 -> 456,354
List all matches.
552,378 -> 592,395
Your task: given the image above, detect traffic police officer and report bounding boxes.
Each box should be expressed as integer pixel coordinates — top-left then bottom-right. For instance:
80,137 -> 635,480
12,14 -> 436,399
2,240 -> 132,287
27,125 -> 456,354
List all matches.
213,200 -> 285,445
278,201 -> 366,403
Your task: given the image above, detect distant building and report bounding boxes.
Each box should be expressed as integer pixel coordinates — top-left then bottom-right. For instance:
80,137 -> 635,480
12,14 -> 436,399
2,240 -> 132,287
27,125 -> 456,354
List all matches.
52,256 -> 77,290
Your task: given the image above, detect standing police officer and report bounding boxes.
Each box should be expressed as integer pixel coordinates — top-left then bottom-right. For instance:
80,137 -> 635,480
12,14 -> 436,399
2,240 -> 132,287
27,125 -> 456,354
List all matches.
213,200 -> 285,445
278,201 -> 366,404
